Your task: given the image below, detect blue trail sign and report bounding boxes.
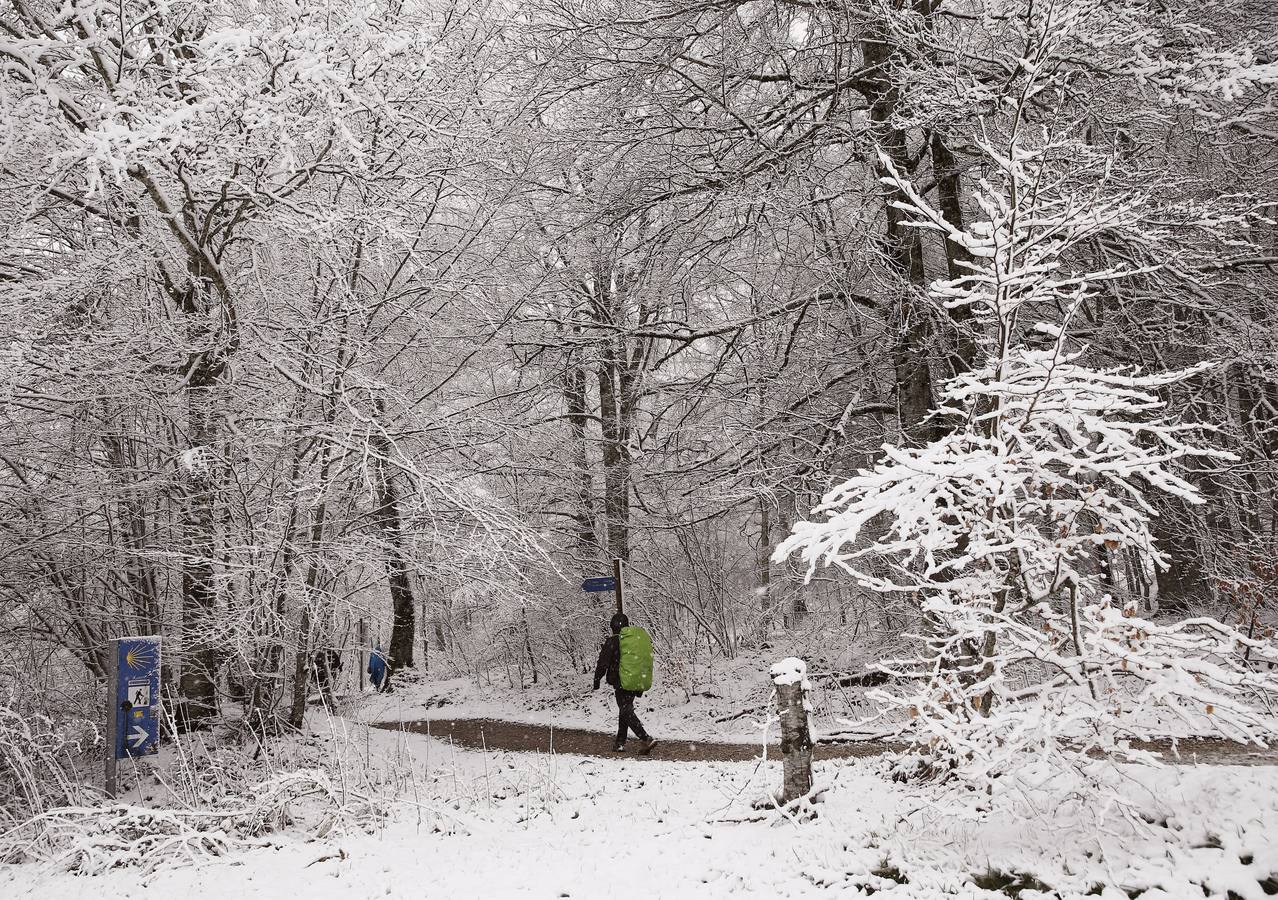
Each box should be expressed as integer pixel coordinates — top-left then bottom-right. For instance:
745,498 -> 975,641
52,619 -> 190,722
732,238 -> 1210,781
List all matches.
115,637 -> 161,759
582,576 -> 616,593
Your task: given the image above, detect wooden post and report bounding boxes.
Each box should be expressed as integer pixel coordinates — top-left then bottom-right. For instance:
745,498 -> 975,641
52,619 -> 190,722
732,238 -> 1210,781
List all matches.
105,639 -> 118,799
612,557 -> 624,616
770,657 -> 813,805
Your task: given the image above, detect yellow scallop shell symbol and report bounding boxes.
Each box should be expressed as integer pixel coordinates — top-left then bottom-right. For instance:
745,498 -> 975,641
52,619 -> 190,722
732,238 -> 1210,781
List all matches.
123,644 -> 157,670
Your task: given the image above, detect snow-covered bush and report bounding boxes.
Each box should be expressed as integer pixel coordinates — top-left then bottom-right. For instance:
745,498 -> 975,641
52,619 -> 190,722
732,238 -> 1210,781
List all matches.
0,715 -> 419,871
0,669 -> 102,843
776,134 -> 1278,790
1,769 -> 379,874
0,680 -> 99,837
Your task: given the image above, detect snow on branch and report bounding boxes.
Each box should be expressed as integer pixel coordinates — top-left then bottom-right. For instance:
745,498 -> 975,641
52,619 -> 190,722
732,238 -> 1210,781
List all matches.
779,347 -> 1226,598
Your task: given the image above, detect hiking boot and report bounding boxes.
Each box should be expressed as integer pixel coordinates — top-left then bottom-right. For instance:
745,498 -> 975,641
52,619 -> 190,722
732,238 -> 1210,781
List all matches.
639,738 -> 657,755
612,742 -> 626,752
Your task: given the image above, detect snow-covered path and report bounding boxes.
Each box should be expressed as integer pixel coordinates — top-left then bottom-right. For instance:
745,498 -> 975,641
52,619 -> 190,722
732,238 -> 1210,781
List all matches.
375,716 -> 906,761
376,716 -> 1278,765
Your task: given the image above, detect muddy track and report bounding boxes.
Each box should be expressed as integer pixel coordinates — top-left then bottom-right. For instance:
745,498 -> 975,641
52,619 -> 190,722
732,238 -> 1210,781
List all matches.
372,718 -> 1278,766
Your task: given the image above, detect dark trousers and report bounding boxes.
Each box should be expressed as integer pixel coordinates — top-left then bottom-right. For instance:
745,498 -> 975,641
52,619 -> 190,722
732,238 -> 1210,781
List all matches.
615,688 -> 649,744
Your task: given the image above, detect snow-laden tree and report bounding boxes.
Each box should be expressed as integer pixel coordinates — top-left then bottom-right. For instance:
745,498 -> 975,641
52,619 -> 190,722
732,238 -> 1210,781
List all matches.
776,131 -> 1278,789
0,0 -> 544,730
2,0 -> 430,726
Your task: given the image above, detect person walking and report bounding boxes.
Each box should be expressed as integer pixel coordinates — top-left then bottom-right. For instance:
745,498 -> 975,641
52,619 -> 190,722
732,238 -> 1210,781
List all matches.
593,613 -> 657,754
368,644 -> 390,693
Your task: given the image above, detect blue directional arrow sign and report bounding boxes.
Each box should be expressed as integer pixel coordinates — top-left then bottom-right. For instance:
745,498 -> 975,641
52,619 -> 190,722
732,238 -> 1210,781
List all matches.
115,637 -> 161,759
581,576 -> 617,593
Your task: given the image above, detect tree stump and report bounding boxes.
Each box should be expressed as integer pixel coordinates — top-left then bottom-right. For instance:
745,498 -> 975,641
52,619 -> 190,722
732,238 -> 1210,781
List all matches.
770,657 -> 813,805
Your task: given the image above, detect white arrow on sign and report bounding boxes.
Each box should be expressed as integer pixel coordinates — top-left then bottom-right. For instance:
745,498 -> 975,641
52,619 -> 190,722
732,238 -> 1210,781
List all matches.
128,725 -> 149,749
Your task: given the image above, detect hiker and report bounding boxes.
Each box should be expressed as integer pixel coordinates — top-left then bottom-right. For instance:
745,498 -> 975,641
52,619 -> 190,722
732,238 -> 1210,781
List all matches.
368,644 -> 390,693
593,612 -> 656,754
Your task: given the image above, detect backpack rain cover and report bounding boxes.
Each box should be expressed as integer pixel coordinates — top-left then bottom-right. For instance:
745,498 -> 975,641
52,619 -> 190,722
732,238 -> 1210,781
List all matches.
617,626 -> 653,693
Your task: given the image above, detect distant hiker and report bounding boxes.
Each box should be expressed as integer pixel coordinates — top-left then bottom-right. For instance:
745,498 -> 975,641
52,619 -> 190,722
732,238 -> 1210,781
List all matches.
368,645 -> 390,693
593,613 -> 656,754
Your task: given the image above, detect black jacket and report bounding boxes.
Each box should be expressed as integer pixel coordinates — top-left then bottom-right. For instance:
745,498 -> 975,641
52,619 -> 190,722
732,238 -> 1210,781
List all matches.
593,634 -> 620,689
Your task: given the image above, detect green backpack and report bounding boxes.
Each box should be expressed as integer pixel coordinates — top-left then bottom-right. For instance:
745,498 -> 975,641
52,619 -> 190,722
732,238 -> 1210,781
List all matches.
617,626 -> 654,693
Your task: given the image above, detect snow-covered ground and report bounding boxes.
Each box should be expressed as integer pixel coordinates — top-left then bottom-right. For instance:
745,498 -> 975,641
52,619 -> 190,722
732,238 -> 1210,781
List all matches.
4,704 -> 1277,900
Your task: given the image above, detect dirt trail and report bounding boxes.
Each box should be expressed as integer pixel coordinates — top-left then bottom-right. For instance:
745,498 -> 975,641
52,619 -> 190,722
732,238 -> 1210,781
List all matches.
373,718 -> 1278,766
374,717 -> 895,762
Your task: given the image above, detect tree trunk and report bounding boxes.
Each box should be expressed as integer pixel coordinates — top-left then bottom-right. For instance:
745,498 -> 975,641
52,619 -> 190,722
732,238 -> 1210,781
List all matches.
1152,507 -> 1207,610
862,35 -> 939,446
161,219 -> 236,731
758,498 -> 773,638
930,129 -> 981,379
287,603 -> 312,729
563,354 -> 599,556
522,606 -> 538,685
597,333 -> 631,562
285,335 -> 343,729
372,398 -> 416,672
176,376 -> 221,731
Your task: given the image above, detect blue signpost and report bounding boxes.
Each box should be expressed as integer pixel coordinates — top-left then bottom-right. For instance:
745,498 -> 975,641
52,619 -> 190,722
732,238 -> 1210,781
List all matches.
582,558 -> 626,615
106,636 -> 160,796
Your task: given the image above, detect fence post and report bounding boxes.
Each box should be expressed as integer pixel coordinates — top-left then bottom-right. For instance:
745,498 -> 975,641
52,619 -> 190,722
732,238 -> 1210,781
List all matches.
770,657 -> 813,805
